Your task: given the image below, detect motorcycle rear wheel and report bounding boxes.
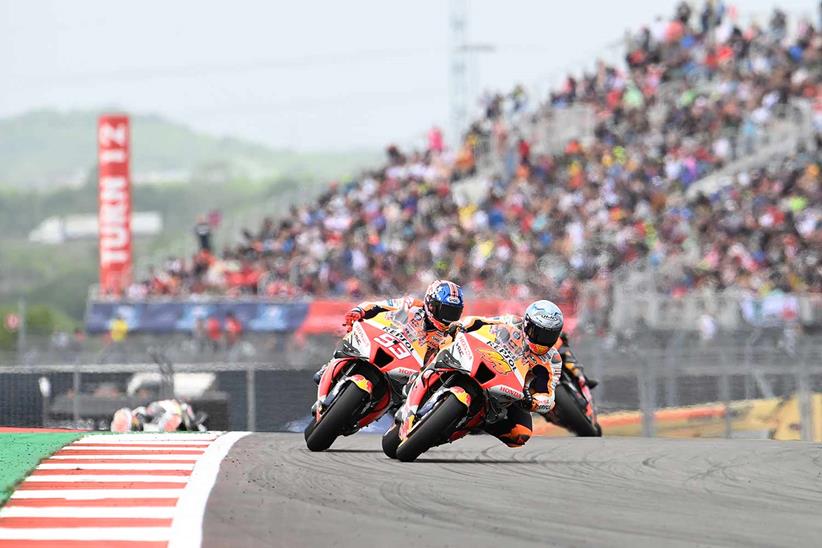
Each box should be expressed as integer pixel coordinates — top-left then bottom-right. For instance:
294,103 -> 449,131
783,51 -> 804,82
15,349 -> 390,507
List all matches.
554,384 -> 600,437
396,394 -> 467,462
304,383 -> 368,451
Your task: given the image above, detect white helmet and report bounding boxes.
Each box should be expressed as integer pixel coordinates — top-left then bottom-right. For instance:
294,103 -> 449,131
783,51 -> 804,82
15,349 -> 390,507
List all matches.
524,300 -> 564,354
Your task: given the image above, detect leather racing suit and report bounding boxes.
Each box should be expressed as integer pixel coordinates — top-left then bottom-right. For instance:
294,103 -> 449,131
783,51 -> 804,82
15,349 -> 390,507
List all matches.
347,296 -> 449,366
457,314 -> 563,447
111,399 -> 197,433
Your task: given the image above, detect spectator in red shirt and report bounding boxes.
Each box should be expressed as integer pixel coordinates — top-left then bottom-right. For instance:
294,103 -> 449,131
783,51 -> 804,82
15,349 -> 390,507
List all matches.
225,312 -> 243,348
206,316 -> 222,352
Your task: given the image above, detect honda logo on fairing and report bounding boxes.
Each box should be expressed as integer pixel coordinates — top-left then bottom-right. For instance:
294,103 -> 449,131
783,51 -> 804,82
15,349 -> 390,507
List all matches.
493,385 -> 522,398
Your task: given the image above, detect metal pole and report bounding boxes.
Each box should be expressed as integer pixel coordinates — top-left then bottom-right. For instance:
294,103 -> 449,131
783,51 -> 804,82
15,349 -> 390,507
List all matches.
797,343 -> 813,442
592,344 -> 605,405
719,349 -> 732,439
665,331 -> 684,407
72,367 -> 81,425
647,355 -> 657,438
246,366 -> 257,432
639,358 -> 655,438
743,329 -> 761,399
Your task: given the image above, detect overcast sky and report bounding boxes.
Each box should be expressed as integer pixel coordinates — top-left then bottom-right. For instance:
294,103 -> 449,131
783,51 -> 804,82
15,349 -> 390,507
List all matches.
1,0 -> 817,150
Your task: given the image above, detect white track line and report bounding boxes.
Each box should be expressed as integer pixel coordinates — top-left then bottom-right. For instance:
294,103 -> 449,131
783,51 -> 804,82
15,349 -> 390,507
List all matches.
10,489 -> 186,499
36,463 -> 195,471
75,434 -> 220,442
168,431 -> 249,548
24,475 -> 189,483
0,527 -> 171,541
0,507 -> 178,518
61,446 -> 208,451
49,454 -> 201,460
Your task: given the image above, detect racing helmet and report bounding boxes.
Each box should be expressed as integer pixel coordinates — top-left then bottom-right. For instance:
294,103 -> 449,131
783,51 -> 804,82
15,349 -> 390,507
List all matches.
523,300 -> 564,355
424,280 -> 464,331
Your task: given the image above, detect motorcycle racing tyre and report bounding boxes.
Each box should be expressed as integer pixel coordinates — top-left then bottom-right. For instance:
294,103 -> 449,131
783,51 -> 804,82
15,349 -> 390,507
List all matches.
305,383 -> 368,452
554,384 -> 599,437
396,393 -> 467,463
382,423 -> 401,459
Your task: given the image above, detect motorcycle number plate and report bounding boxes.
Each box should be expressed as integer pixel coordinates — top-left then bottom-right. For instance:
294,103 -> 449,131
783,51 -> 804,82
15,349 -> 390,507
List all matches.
375,332 -> 412,360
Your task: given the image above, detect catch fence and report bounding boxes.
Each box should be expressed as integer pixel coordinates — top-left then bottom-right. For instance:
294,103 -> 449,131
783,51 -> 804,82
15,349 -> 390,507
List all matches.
1,331 -> 820,440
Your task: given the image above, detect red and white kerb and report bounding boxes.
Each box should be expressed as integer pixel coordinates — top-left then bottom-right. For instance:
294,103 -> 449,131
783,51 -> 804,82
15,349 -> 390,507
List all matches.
0,432 -> 248,548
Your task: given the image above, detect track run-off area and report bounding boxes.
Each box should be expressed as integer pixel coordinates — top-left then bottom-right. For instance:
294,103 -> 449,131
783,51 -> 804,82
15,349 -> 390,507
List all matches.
203,434 -> 822,548
0,432 -> 248,548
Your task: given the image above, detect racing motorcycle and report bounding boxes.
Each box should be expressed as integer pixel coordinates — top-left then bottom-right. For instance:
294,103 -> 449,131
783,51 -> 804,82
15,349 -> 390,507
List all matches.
382,322 -> 527,462
304,315 -> 424,451
547,362 -> 601,437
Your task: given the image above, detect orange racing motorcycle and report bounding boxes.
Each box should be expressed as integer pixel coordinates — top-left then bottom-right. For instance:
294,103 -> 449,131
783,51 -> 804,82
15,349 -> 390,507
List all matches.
547,355 -> 601,437
382,322 -> 528,462
304,314 -> 425,451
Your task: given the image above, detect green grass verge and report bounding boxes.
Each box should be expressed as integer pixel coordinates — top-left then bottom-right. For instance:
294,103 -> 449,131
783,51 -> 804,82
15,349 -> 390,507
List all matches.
0,432 -> 83,506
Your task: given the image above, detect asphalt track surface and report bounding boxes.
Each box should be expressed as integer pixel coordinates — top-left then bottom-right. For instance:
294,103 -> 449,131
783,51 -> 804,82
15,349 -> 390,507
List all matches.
203,434 -> 822,548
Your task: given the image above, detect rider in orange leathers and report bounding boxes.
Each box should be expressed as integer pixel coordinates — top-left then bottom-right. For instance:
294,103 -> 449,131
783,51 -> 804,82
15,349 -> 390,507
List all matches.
448,300 -> 564,447
314,280 -> 465,383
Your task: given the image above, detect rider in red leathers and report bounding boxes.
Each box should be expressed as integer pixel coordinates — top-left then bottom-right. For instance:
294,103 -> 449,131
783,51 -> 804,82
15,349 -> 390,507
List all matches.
314,280 -> 465,383
111,399 -> 201,433
448,300 -> 564,448
555,331 -> 598,389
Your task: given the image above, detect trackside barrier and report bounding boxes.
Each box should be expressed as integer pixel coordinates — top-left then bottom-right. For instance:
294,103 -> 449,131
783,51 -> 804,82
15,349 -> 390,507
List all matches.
533,393 -> 822,441
1,331 -> 820,438
0,362 -> 316,433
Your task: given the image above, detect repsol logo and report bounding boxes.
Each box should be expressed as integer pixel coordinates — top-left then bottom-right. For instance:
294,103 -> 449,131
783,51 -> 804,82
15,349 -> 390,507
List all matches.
487,339 -> 517,365
382,326 -> 415,355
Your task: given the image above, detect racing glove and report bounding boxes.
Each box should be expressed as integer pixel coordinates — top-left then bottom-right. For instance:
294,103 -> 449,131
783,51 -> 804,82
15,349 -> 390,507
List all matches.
530,393 -> 554,414
518,390 -> 533,411
446,321 -> 465,338
343,307 -> 365,332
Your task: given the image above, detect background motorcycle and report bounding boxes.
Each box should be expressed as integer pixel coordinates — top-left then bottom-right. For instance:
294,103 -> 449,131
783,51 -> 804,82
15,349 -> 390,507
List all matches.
547,363 -> 602,436
304,317 -> 423,451
383,326 -> 526,462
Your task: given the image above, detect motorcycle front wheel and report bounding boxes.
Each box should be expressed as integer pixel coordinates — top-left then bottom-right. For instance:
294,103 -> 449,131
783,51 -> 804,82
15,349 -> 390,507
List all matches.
382,423 -> 401,459
554,384 -> 600,437
395,394 -> 467,463
304,383 -> 368,451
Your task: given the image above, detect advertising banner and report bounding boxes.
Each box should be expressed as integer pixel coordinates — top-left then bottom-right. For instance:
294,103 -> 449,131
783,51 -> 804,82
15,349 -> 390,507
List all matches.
740,294 -> 799,327
97,115 -> 132,296
86,298 -> 574,335
85,300 -> 310,334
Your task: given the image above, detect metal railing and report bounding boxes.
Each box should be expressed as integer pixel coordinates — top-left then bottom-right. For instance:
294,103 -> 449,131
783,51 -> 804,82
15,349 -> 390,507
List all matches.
2,331 -> 820,440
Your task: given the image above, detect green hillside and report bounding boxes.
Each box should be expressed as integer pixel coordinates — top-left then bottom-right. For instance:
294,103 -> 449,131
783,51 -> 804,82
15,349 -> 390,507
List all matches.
0,109 -> 379,189
0,109 -> 382,324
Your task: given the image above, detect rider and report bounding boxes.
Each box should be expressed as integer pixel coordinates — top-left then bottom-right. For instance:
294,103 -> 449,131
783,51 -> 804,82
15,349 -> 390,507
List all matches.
313,280 -> 465,383
111,399 -> 199,433
555,331 -> 598,389
448,299 -> 564,448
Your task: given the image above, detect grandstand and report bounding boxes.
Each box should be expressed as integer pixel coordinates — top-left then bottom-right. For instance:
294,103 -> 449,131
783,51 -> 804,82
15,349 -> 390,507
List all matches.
109,3 -> 819,336
3,5 -> 822,548
2,1 -> 820,435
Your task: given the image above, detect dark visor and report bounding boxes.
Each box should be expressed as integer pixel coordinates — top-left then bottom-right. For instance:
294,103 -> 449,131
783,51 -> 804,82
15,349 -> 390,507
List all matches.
434,302 -> 463,323
525,322 -> 559,346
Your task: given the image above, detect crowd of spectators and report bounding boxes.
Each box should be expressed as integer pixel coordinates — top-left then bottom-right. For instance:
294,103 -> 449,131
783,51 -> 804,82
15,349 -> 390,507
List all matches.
127,2 -> 820,303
